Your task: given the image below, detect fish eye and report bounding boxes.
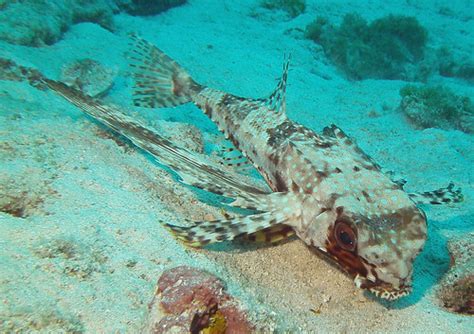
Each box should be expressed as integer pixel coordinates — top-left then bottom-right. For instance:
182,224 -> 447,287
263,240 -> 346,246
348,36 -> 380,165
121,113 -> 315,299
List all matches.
334,221 -> 357,252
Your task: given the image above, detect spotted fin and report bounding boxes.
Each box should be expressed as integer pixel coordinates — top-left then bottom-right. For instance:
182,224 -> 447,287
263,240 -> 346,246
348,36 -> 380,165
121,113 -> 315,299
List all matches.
42,79 -> 270,201
257,56 -> 290,114
165,211 -> 291,247
167,192 -> 301,247
243,224 -> 295,244
216,143 -> 252,169
409,182 -> 463,205
128,34 -> 201,108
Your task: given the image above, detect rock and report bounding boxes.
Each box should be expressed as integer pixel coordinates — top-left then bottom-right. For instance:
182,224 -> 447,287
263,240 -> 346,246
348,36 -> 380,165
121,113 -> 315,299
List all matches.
437,233 -> 474,315
145,266 -> 254,334
60,58 -> 116,97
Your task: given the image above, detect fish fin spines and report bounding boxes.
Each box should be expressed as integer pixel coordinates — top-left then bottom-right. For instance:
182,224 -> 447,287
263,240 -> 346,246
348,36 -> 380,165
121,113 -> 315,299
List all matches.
258,55 -> 290,114
128,34 -> 202,108
165,211 -> 290,247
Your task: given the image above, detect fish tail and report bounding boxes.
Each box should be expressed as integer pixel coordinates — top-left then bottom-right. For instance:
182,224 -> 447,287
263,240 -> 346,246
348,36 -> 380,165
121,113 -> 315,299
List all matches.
128,34 -> 202,108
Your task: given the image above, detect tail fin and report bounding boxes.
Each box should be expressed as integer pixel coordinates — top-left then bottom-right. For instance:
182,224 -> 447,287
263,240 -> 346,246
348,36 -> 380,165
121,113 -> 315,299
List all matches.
128,34 -> 201,108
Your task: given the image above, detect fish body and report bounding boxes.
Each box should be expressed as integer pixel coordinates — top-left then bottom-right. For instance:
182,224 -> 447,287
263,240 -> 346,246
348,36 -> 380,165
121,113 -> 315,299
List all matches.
199,88 -> 427,299
38,37 -> 462,301
129,37 -> 430,300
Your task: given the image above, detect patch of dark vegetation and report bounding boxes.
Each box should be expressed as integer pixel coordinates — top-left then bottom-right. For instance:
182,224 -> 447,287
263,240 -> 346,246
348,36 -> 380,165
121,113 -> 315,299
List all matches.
260,0 -> 306,18
399,85 -> 474,133
305,13 -> 428,80
436,47 -> 474,83
117,0 -> 187,16
34,238 -> 108,280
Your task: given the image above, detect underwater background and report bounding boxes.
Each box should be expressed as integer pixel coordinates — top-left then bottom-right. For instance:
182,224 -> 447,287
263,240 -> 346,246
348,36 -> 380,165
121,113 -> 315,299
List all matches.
0,0 -> 473,332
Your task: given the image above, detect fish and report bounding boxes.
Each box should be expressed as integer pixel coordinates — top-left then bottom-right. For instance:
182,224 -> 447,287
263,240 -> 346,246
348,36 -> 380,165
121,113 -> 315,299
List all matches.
36,36 -> 463,301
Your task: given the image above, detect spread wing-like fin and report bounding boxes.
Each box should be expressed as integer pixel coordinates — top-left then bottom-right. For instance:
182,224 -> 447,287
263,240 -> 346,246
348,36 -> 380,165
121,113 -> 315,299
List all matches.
166,192 -> 301,247
165,211 -> 290,247
42,79 -> 270,200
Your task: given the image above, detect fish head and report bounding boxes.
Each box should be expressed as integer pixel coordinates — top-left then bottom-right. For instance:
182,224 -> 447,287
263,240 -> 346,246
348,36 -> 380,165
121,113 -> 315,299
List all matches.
323,202 -> 427,300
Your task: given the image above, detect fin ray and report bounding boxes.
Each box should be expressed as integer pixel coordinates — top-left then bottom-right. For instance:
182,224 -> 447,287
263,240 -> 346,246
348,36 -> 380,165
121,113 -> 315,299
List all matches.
42,79 -> 270,201
166,211 -> 290,247
128,34 -> 200,108
257,55 -> 290,114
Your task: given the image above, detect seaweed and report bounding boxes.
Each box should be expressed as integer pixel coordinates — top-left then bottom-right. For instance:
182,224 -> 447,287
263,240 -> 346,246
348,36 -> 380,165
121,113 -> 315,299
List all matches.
437,47 -> 474,82
260,0 -> 306,18
399,85 -> 474,133
305,13 -> 428,80
117,0 -> 187,16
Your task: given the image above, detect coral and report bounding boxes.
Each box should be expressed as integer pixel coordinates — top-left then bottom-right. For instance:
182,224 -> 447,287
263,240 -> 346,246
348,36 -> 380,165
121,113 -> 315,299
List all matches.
115,0 -> 186,16
399,84 -> 474,133
0,0 -> 114,46
260,0 -> 306,18
34,238 -> 108,279
305,13 -> 428,80
437,234 -> 474,315
145,266 -> 253,333
60,58 -> 116,97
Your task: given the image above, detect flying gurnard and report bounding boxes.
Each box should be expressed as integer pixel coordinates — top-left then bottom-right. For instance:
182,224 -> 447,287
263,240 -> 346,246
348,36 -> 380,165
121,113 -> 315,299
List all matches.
26,36 -> 462,300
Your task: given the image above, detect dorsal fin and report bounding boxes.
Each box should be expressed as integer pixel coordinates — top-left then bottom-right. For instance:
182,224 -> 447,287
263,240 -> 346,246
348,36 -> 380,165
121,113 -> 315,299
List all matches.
259,55 -> 290,114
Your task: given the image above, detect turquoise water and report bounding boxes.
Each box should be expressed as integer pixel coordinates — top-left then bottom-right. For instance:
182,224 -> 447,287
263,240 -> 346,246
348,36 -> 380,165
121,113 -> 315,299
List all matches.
0,1 -> 472,332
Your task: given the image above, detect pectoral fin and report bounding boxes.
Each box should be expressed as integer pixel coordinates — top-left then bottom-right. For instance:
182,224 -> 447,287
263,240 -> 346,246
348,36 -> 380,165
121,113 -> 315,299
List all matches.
166,192 -> 301,247
409,182 -> 463,205
165,211 -> 290,247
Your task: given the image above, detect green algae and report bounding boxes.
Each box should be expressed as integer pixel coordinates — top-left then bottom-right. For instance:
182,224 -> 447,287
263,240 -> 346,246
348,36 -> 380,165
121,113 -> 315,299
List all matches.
305,13 -> 428,80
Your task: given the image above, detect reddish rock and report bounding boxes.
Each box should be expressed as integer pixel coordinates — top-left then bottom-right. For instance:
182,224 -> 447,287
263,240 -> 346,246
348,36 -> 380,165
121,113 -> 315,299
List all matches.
437,233 -> 474,315
145,266 -> 254,334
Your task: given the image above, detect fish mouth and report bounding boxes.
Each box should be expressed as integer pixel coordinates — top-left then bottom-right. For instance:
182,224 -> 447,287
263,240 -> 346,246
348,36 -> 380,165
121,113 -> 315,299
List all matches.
354,274 -> 412,300
368,285 -> 412,300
